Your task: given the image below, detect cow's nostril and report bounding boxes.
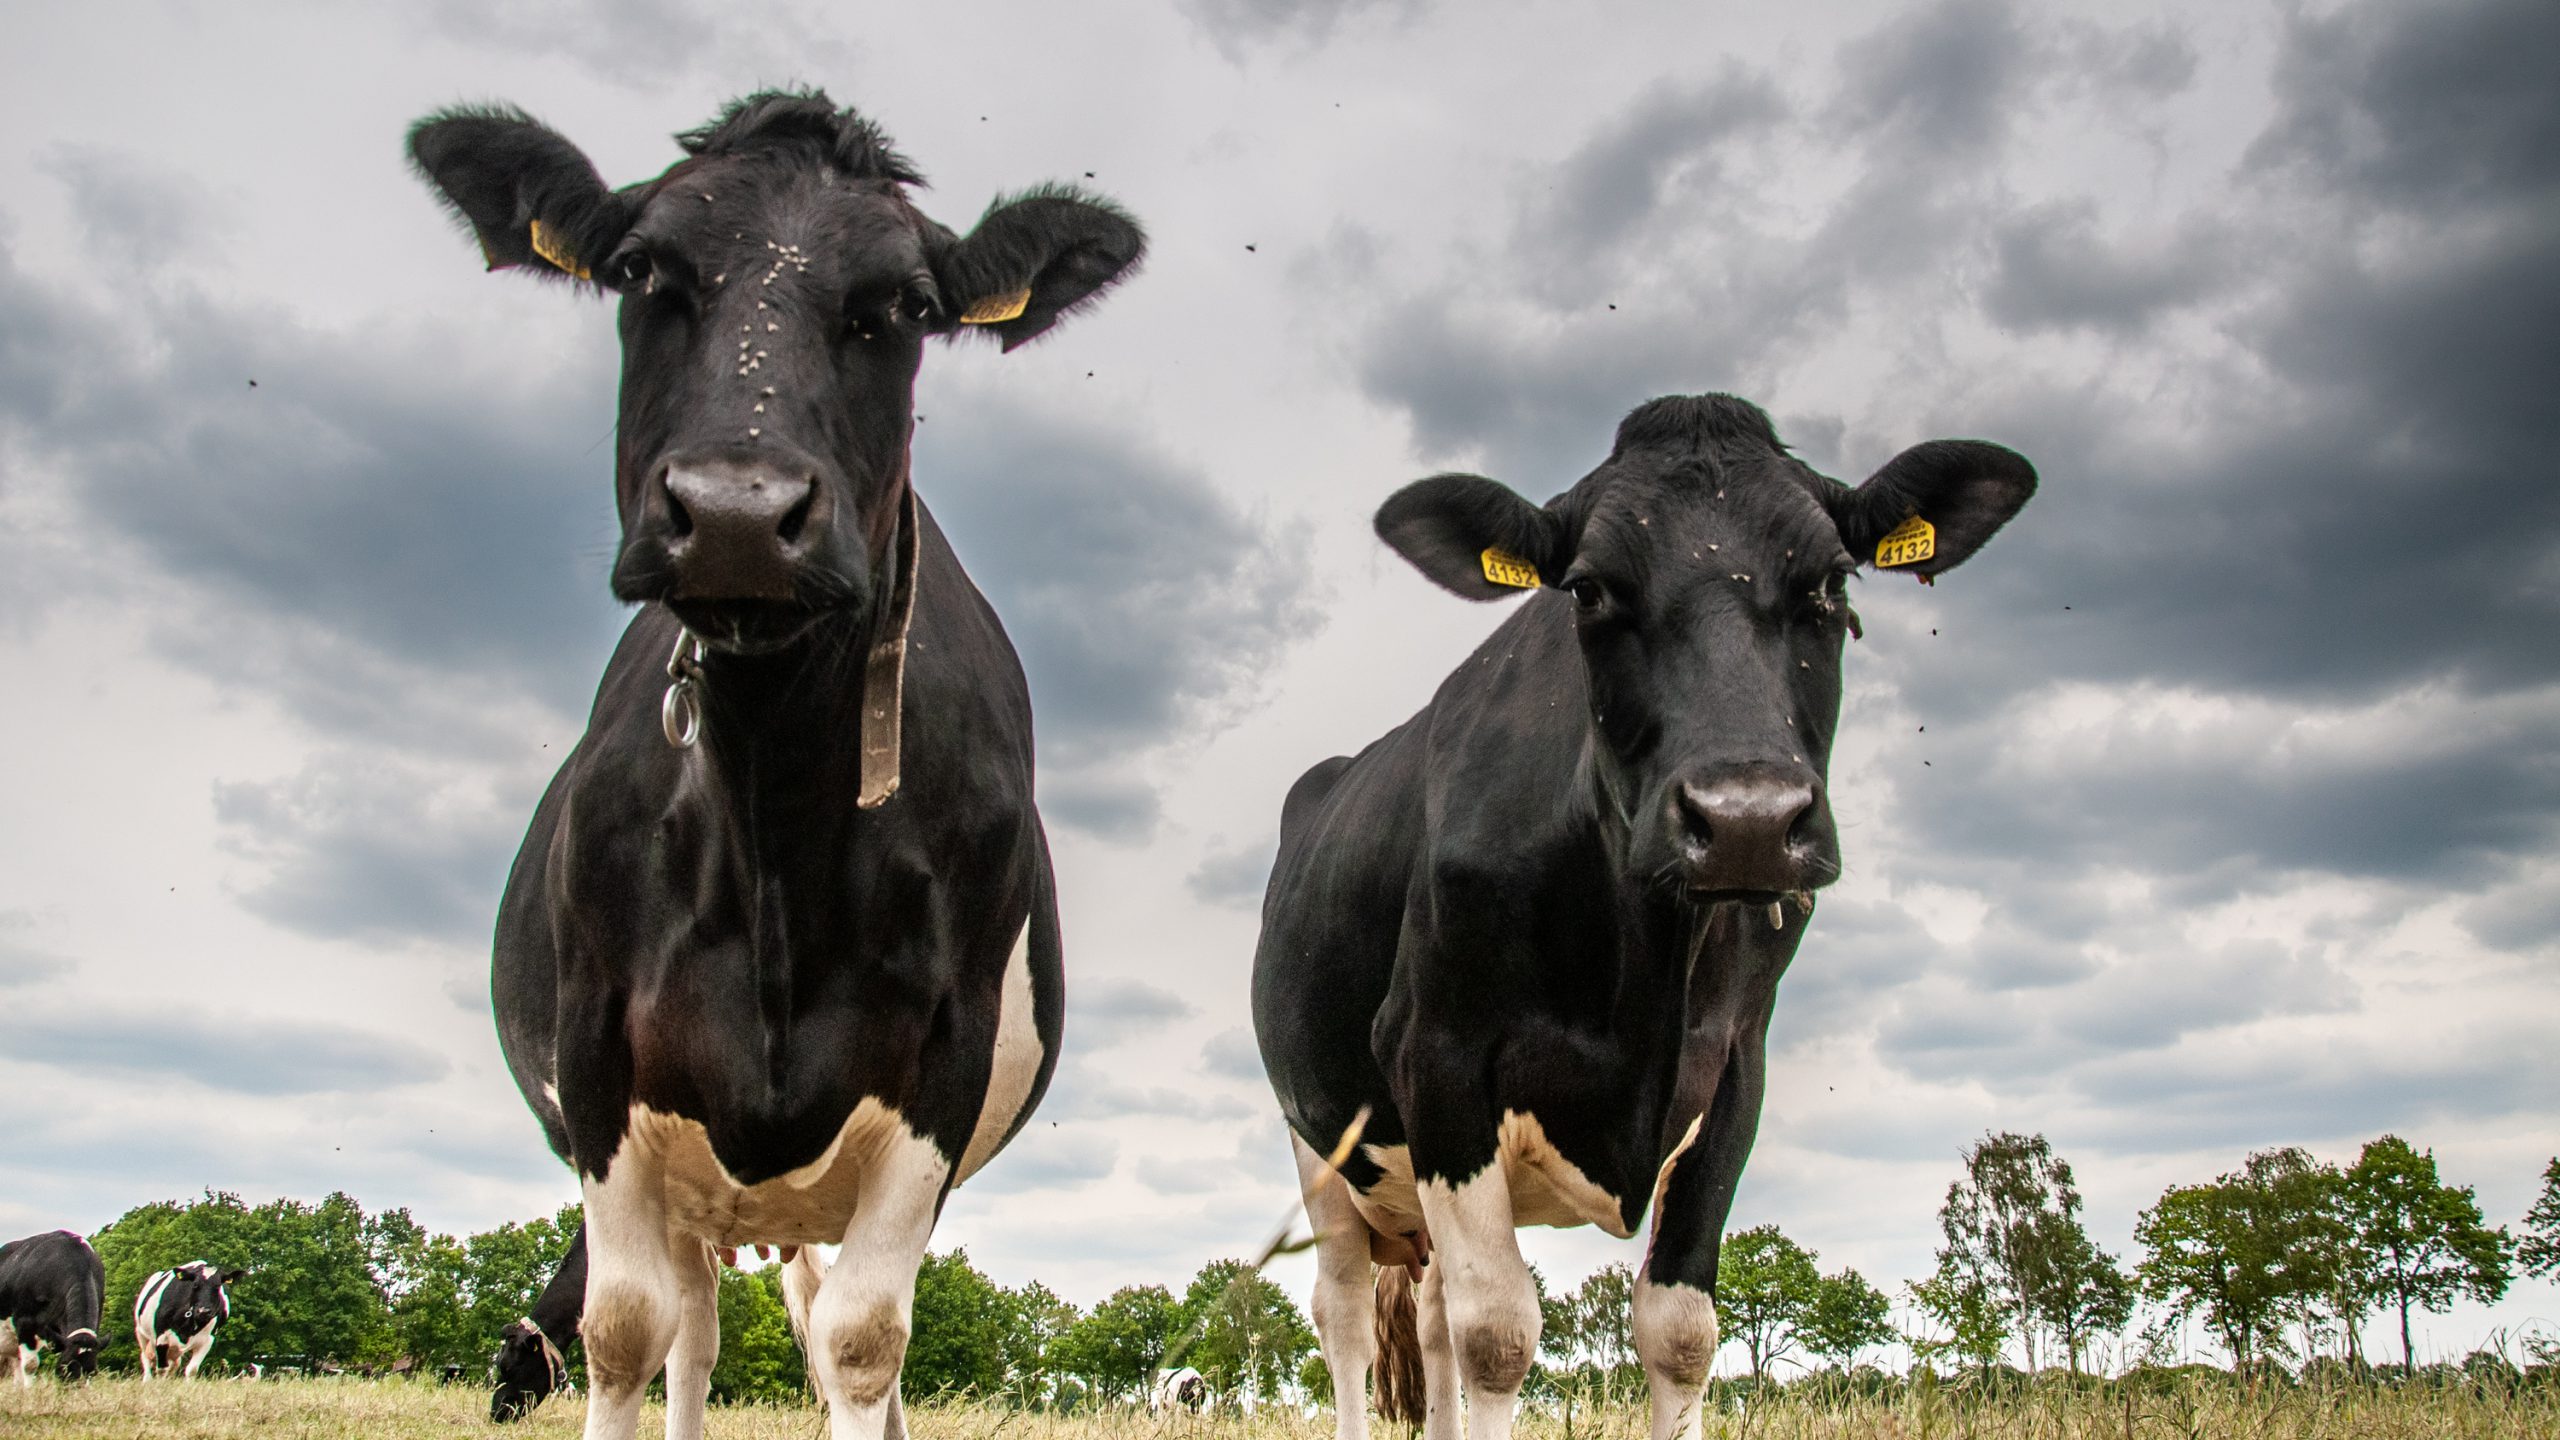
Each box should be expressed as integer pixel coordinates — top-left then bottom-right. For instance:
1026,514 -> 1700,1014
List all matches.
778,486 -> 813,544
665,483 -> 694,539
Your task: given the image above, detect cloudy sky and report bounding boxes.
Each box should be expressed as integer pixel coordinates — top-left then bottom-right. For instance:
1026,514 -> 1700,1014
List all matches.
2,0 -> 2554,1370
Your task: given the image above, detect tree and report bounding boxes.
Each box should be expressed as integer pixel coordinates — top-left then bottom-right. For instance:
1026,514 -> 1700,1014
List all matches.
1713,1226 -> 1822,1379
903,1249 -> 1011,1398
2513,1157 -> 2559,1280
1055,1283 -> 1181,1402
1000,1280 -> 1080,1405
1909,1265 -> 2008,1375
2028,1216 -> 2135,1376
2339,1135 -> 2511,1368
1937,1132 -> 2080,1371
710,1263 -> 808,1404
1569,1264 -> 1635,1375
1178,1258 -> 1318,1404
2135,1147 -> 2346,1372
1797,1267 -> 1894,1371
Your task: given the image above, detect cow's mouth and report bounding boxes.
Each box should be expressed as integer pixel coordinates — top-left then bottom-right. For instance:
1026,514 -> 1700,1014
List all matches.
667,599 -> 828,654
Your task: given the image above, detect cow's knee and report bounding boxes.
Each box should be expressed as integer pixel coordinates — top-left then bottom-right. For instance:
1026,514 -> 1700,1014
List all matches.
581,1281 -> 677,1393
1445,1276 -> 1538,1394
1633,1278 -> 1717,1389
818,1300 -> 907,1406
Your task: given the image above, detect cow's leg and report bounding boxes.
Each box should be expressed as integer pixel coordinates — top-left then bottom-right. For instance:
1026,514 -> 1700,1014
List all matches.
1416,1165 -> 1537,1440
660,1233 -> 720,1440
1413,1245 -> 1460,1440
579,1150 -> 684,1440
1,1324 -> 23,1388
1294,1134 -> 1378,1440
806,1126 -> 949,1440
181,1331 -> 214,1379
1637,1036 -> 1767,1440
135,1331 -> 154,1382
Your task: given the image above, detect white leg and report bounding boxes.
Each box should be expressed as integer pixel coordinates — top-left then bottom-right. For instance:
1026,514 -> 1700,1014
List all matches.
1417,1166 -> 1539,1440
181,1332 -> 213,1379
662,1233 -> 720,1440
806,1111 -> 950,1440
136,1333 -> 155,1382
781,1246 -> 828,1352
1295,1134 -> 1377,1440
1632,1275 -> 1716,1440
581,1148 -> 683,1440
1415,1251 -> 1460,1440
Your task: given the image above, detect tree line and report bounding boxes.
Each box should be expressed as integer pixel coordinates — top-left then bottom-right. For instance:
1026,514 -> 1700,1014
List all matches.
36,1139 -> 2560,1401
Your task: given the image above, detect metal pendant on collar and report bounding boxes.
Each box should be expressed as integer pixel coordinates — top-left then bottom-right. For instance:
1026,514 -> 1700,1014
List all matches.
661,629 -> 706,747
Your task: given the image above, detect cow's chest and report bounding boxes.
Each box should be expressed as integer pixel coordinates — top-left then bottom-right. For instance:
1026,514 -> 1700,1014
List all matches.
623,1098 -> 937,1249
1351,1111 -> 1644,1242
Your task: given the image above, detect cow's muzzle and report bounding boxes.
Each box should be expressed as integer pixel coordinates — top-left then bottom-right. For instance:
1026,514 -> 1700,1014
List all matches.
658,457 -> 823,601
1669,770 -> 1826,896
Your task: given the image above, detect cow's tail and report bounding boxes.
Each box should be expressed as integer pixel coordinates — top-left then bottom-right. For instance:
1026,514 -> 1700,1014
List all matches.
1372,1266 -> 1425,1426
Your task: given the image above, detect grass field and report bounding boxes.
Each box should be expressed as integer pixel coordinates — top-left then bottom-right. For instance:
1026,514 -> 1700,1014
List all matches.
6,1377 -> 2558,1440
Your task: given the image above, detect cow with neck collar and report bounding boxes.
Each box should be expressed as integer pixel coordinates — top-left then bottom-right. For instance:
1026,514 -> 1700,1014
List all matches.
408,91 -> 1139,1440
1254,394 -> 2033,1440
133,1261 -> 242,1380
0,1230 -> 105,1385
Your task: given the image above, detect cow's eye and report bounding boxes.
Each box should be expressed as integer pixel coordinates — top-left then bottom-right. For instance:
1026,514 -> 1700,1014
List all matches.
605,248 -> 653,293
1564,576 -> 1611,615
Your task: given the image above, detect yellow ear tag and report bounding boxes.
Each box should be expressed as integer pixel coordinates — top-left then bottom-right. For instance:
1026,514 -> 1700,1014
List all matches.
1480,547 -> 1541,589
1874,513 -> 1936,568
959,287 -> 1032,325
527,219 -> 591,281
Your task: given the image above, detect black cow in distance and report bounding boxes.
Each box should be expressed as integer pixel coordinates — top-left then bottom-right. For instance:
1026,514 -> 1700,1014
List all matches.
133,1261 -> 243,1380
1254,394 -> 2033,1440
0,1230 -> 104,1384
409,90 -> 1136,1440
490,1224 -> 587,1422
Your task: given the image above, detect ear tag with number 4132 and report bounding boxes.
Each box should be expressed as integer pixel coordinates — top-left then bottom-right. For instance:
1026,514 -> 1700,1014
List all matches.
1480,547 -> 1541,589
1874,514 -> 1936,569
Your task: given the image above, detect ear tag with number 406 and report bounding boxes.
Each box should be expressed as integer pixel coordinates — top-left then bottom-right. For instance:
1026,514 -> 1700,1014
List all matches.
1480,547 -> 1541,589
1874,514 -> 1936,569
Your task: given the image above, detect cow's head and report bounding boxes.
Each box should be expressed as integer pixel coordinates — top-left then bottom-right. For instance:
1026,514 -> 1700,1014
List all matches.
165,1264 -> 242,1337
409,91 -> 1143,654
489,1319 -> 563,1422
1376,394 -> 2033,902
58,1327 -> 101,1378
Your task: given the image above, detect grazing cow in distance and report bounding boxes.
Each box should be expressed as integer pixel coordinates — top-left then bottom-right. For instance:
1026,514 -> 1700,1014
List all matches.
134,1261 -> 244,1380
1150,1365 -> 1210,1414
491,1223 -> 589,1422
1254,394 -> 2034,1440
0,1230 -> 105,1384
408,88 -> 1137,1440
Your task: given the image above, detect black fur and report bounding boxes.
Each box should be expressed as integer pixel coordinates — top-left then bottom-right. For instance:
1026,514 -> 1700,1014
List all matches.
489,1225 -> 585,1423
1254,393 -> 2034,1343
0,1231 -> 104,1380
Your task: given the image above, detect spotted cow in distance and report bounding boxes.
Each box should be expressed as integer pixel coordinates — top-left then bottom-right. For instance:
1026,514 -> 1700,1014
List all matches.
134,1261 -> 244,1380
408,90 -> 1137,1440
1254,394 -> 2034,1440
0,1230 -> 105,1384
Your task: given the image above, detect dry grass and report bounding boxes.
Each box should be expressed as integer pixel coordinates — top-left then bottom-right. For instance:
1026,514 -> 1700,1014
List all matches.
4,1376 -> 2554,1440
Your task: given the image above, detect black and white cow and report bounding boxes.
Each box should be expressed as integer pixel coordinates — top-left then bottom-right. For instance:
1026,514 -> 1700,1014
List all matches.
1253,394 -> 2034,1440
134,1261 -> 244,1380
408,90 -> 1136,1440
0,1230 -> 104,1384
490,1224 -> 588,1422
1149,1365 -> 1209,1414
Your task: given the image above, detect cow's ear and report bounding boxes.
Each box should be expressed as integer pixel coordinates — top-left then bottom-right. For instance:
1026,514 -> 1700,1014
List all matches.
220,1268 -> 248,1285
408,104 -> 636,286
931,186 -> 1145,351
1375,474 -> 1568,601
1833,440 -> 2036,577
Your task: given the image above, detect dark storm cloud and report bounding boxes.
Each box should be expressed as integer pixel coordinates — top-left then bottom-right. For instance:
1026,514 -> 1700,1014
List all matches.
920,384 -> 1317,836
1200,1027 -> 1266,1085
0,1004 -> 449,1095
959,1128 -> 1119,1196
1184,833 -> 1275,907
1982,201 -> 2236,334
1828,0 -> 2035,158
1066,977 -> 1193,1048
1179,0 -> 1421,61
213,759 -> 523,947
414,0 -> 858,93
